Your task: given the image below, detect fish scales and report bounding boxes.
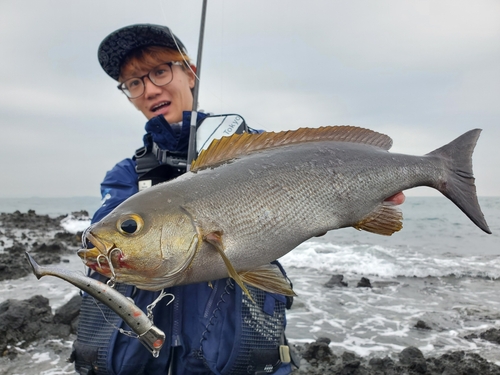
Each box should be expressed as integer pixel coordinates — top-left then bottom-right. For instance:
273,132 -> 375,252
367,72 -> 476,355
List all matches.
178,142 -> 441,269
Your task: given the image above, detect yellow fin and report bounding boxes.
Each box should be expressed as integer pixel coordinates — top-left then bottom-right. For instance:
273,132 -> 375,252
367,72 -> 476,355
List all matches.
354,204 -> 403,236
191,126 -> 393,171
203,231 -> 254,301
239,264 -> 297,297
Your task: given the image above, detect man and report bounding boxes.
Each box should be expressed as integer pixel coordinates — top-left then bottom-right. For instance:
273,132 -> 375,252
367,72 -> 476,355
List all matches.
72,24 -> 294,375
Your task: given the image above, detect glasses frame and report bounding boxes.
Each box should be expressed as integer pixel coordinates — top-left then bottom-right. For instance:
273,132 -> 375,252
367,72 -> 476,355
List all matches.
117,61 -> 185,99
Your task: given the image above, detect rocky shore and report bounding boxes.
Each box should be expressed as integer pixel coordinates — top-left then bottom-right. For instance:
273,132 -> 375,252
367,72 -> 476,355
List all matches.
1,210 -> 500,374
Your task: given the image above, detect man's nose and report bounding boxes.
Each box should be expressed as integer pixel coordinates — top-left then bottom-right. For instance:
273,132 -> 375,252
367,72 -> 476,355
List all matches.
143,76 -> 162,98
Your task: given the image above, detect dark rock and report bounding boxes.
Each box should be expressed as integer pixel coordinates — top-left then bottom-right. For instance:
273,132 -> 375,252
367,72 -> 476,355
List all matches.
399,346 -> 425,364
356,277 -> 372,288
316,337 -> 331,345
302,339 -> 334,363
324,274 -> 348,288
369,356 -> 395,372
0,294 -> 81,357
54,295 -> 82,334
30,252 -> 61,265
0,295 -> 53,354
0,252 -> 31,281
6,244 -> 26,254
54,231 -> 81,247
290,343 -> 500,375
480,328 -> 500,345
34,242 -> 64,253
415,320 -> 432,330
398,346 -> 427,373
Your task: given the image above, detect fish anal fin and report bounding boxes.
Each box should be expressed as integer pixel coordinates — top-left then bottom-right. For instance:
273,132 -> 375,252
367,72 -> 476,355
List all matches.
354,204 -> 403,236
239,264 -> 296,297
203,231 -> 254,301
191,126 -> 393,171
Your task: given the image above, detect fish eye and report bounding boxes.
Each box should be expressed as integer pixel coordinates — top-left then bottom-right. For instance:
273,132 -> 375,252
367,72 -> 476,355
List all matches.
117,214 -> 144,235
121,219 -> 138,233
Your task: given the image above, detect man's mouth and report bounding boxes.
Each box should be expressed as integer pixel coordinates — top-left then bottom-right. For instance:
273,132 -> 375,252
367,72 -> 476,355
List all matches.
151,101 -> 171,112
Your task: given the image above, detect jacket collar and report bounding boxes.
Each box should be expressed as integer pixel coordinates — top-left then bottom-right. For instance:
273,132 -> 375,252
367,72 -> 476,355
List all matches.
143,111 -> 208,152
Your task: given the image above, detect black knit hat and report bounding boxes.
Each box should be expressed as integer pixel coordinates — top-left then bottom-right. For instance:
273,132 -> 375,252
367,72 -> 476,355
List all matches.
98,24 -> 188,81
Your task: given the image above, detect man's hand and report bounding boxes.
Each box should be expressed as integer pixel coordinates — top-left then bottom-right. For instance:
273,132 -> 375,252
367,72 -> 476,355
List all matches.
384,192 -> 405,205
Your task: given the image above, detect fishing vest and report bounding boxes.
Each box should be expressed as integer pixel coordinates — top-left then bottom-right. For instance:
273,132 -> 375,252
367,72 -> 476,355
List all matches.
135,114 -> 248,191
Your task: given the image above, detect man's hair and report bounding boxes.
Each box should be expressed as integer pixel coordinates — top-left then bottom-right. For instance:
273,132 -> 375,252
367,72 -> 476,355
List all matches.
119,46 -> 193,81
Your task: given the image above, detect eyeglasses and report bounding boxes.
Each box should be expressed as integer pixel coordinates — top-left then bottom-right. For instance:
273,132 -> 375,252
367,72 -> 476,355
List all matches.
117,61 -> 185,99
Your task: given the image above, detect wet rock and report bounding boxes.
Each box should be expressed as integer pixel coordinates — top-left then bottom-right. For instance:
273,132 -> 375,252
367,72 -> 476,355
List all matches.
0,210 -> 65,231
324,274 -> 348,288
301,338 -> 334,362
54,295 -> 82,334
356,277 -> 372,288
415,320 -> 432,330
55,231 -> 80,247
480,328 -> 500,345
34,242 -> 64,253
0,252 -> 31,281
0,295 -> 54,355
292,340 -> 500,374
6,244 -> 25,254
399,346 -> 427,373
0,295 -> 81,357
340,351 -> 363,372
368,356 -> 395,372
0,210 -> 80,280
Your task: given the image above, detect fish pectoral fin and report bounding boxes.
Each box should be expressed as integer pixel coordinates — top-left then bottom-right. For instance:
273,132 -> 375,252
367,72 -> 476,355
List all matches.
203,231 -> 253,301
239,264 -> 297,297
354,203 -> 403,236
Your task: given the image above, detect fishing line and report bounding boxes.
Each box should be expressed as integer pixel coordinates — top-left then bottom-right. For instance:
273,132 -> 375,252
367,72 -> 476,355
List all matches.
91,297 -> 139,339
157,0 -> 237,116
91,289 -> 175,338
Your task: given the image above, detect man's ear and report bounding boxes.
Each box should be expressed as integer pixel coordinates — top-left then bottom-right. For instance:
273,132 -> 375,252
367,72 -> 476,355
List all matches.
189,65 -> 197,89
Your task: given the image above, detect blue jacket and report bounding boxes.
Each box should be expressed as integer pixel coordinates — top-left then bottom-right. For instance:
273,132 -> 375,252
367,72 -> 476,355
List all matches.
74,113 -> 292,375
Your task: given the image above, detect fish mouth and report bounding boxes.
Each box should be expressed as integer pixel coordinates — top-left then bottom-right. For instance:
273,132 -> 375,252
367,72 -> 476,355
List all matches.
78,227 -> 120,277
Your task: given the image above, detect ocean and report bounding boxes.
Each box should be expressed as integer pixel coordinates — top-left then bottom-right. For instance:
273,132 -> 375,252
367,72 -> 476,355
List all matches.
1,196 -> 499,372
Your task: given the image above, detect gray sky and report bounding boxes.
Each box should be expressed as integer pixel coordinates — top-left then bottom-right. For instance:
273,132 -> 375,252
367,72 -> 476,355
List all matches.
1,0 -> 499,198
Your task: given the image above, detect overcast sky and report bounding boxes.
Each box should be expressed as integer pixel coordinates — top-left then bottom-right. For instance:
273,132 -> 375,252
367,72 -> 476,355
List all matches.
1,0 -> 499,198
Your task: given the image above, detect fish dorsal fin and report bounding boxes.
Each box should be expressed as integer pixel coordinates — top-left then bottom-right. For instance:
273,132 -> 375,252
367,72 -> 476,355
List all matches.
354,203 -> 403,236
191,126 -> 393,171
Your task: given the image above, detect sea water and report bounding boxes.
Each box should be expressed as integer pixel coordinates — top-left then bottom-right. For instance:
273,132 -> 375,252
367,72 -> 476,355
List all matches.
0,196 -> 499,372
279,196 -> 500,363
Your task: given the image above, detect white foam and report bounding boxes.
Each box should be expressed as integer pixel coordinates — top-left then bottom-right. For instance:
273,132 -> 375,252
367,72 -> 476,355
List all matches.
279,240 -> 500,279
60,214 -> 91,234
32,352 -> 51,363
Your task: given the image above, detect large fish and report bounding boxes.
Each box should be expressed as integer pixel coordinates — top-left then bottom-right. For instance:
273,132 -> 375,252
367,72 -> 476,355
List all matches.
78,126 -> 491,296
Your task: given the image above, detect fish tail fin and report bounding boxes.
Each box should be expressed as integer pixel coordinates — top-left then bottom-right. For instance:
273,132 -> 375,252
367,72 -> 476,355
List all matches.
25,252 -> 44,279
427,129 -> 491,234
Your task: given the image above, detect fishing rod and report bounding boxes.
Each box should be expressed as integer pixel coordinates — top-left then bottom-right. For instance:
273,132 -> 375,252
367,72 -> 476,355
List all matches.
187,0 -> 208,170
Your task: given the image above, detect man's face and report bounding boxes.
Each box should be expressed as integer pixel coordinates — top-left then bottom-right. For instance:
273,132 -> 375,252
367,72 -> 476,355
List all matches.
120,60 -> 195,124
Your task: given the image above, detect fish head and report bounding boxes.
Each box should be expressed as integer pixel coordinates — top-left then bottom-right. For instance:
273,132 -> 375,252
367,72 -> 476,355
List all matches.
78,199 -> 199,290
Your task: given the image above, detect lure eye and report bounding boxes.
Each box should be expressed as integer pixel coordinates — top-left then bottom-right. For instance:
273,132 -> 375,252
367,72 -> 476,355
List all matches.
117,214 -> 144,235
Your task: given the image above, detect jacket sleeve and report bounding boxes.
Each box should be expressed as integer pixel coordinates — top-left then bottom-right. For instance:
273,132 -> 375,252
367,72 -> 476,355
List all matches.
91,158 -> 138,223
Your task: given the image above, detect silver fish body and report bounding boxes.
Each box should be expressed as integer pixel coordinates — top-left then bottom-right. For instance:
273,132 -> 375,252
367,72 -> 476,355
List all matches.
79,127 -> 490,293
